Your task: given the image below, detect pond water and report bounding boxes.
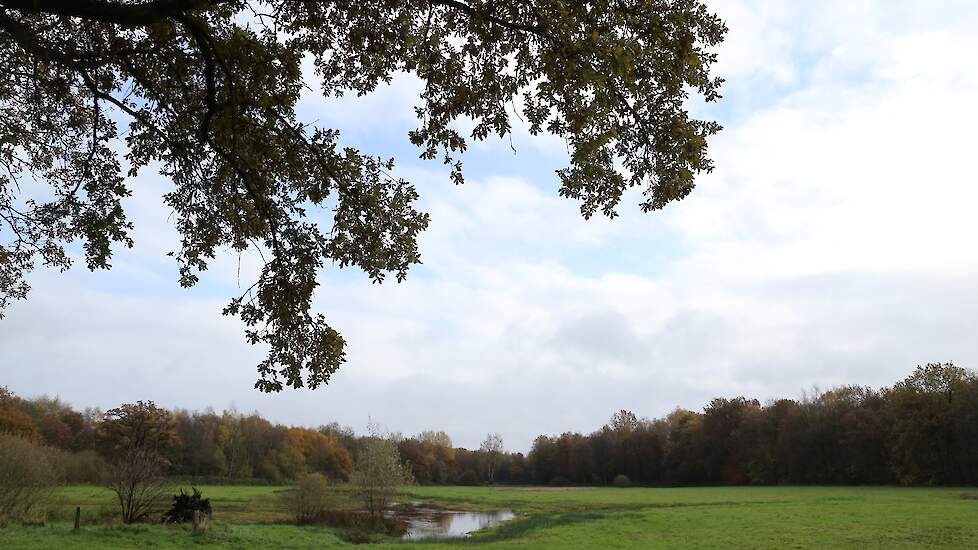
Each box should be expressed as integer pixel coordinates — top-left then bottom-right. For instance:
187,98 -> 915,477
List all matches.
388,504 -> 516,540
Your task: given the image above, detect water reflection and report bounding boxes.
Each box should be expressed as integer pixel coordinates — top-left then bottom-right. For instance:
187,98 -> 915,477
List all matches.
388,504 -> 516,540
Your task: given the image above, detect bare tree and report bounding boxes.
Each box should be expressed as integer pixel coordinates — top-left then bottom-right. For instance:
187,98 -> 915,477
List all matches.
98,402 -> 174,523
351,433 -> 404,520
480,433 -> 504,483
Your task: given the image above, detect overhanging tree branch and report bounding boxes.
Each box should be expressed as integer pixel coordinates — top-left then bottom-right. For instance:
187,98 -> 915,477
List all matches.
0,0 -> 231,26
0,0 -> 725,390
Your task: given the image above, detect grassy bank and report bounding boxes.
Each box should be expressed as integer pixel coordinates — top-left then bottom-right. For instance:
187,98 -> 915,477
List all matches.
1,485 -> 976,548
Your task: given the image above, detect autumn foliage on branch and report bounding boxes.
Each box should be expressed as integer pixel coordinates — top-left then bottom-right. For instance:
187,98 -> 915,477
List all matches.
0,0 -> 726,390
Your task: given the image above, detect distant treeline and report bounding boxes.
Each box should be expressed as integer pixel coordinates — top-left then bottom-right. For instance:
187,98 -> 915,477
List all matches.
2,362 -> 976,486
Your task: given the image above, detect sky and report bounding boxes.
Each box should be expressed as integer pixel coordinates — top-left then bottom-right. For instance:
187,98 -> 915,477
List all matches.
3,0 -> 978,452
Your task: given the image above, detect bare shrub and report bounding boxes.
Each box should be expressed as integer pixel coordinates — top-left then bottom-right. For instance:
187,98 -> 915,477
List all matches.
0,433 -> 59,524
281,473 -> 332,524
105,458 -> 171,524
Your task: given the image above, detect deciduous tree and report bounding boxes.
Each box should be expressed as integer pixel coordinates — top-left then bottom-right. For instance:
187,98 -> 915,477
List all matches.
98,401 -> 175,523
479,432 -> 503,483
0,387 -> 36,440
0,0 -> 726,390
888,363 -> 970,484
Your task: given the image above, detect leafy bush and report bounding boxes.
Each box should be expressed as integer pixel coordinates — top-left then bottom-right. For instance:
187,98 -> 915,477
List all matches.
161,487 -> 212,524
281,473 -> 332,524
613,474 -> 632,487
0,434 -> 59,525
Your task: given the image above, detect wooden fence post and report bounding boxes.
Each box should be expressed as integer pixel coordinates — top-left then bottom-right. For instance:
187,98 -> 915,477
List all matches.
73,506 -> 80,530
192,509 -> 203,533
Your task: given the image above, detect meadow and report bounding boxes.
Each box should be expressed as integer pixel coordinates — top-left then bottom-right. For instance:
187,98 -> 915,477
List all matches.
1,485 -> 976,549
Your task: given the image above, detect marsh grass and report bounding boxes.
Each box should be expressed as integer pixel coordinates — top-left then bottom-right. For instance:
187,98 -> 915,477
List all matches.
1,485 -> 977,548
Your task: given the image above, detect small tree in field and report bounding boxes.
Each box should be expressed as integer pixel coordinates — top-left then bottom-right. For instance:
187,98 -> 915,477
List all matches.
98,401 -> 175,523
351,437 -> 404,520
480,433 -> 504,483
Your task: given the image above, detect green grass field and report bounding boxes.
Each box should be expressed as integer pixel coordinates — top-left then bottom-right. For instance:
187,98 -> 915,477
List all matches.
1,485 -> 976,548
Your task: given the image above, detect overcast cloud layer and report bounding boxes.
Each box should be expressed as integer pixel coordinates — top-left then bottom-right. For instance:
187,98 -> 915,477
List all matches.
3,0 -> 978,452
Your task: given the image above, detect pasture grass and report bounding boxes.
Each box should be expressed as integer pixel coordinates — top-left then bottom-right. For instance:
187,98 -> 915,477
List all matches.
1,484 -> 976,548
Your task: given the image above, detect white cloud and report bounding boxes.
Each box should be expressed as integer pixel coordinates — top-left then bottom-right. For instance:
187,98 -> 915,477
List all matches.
4,1 -> 978,452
